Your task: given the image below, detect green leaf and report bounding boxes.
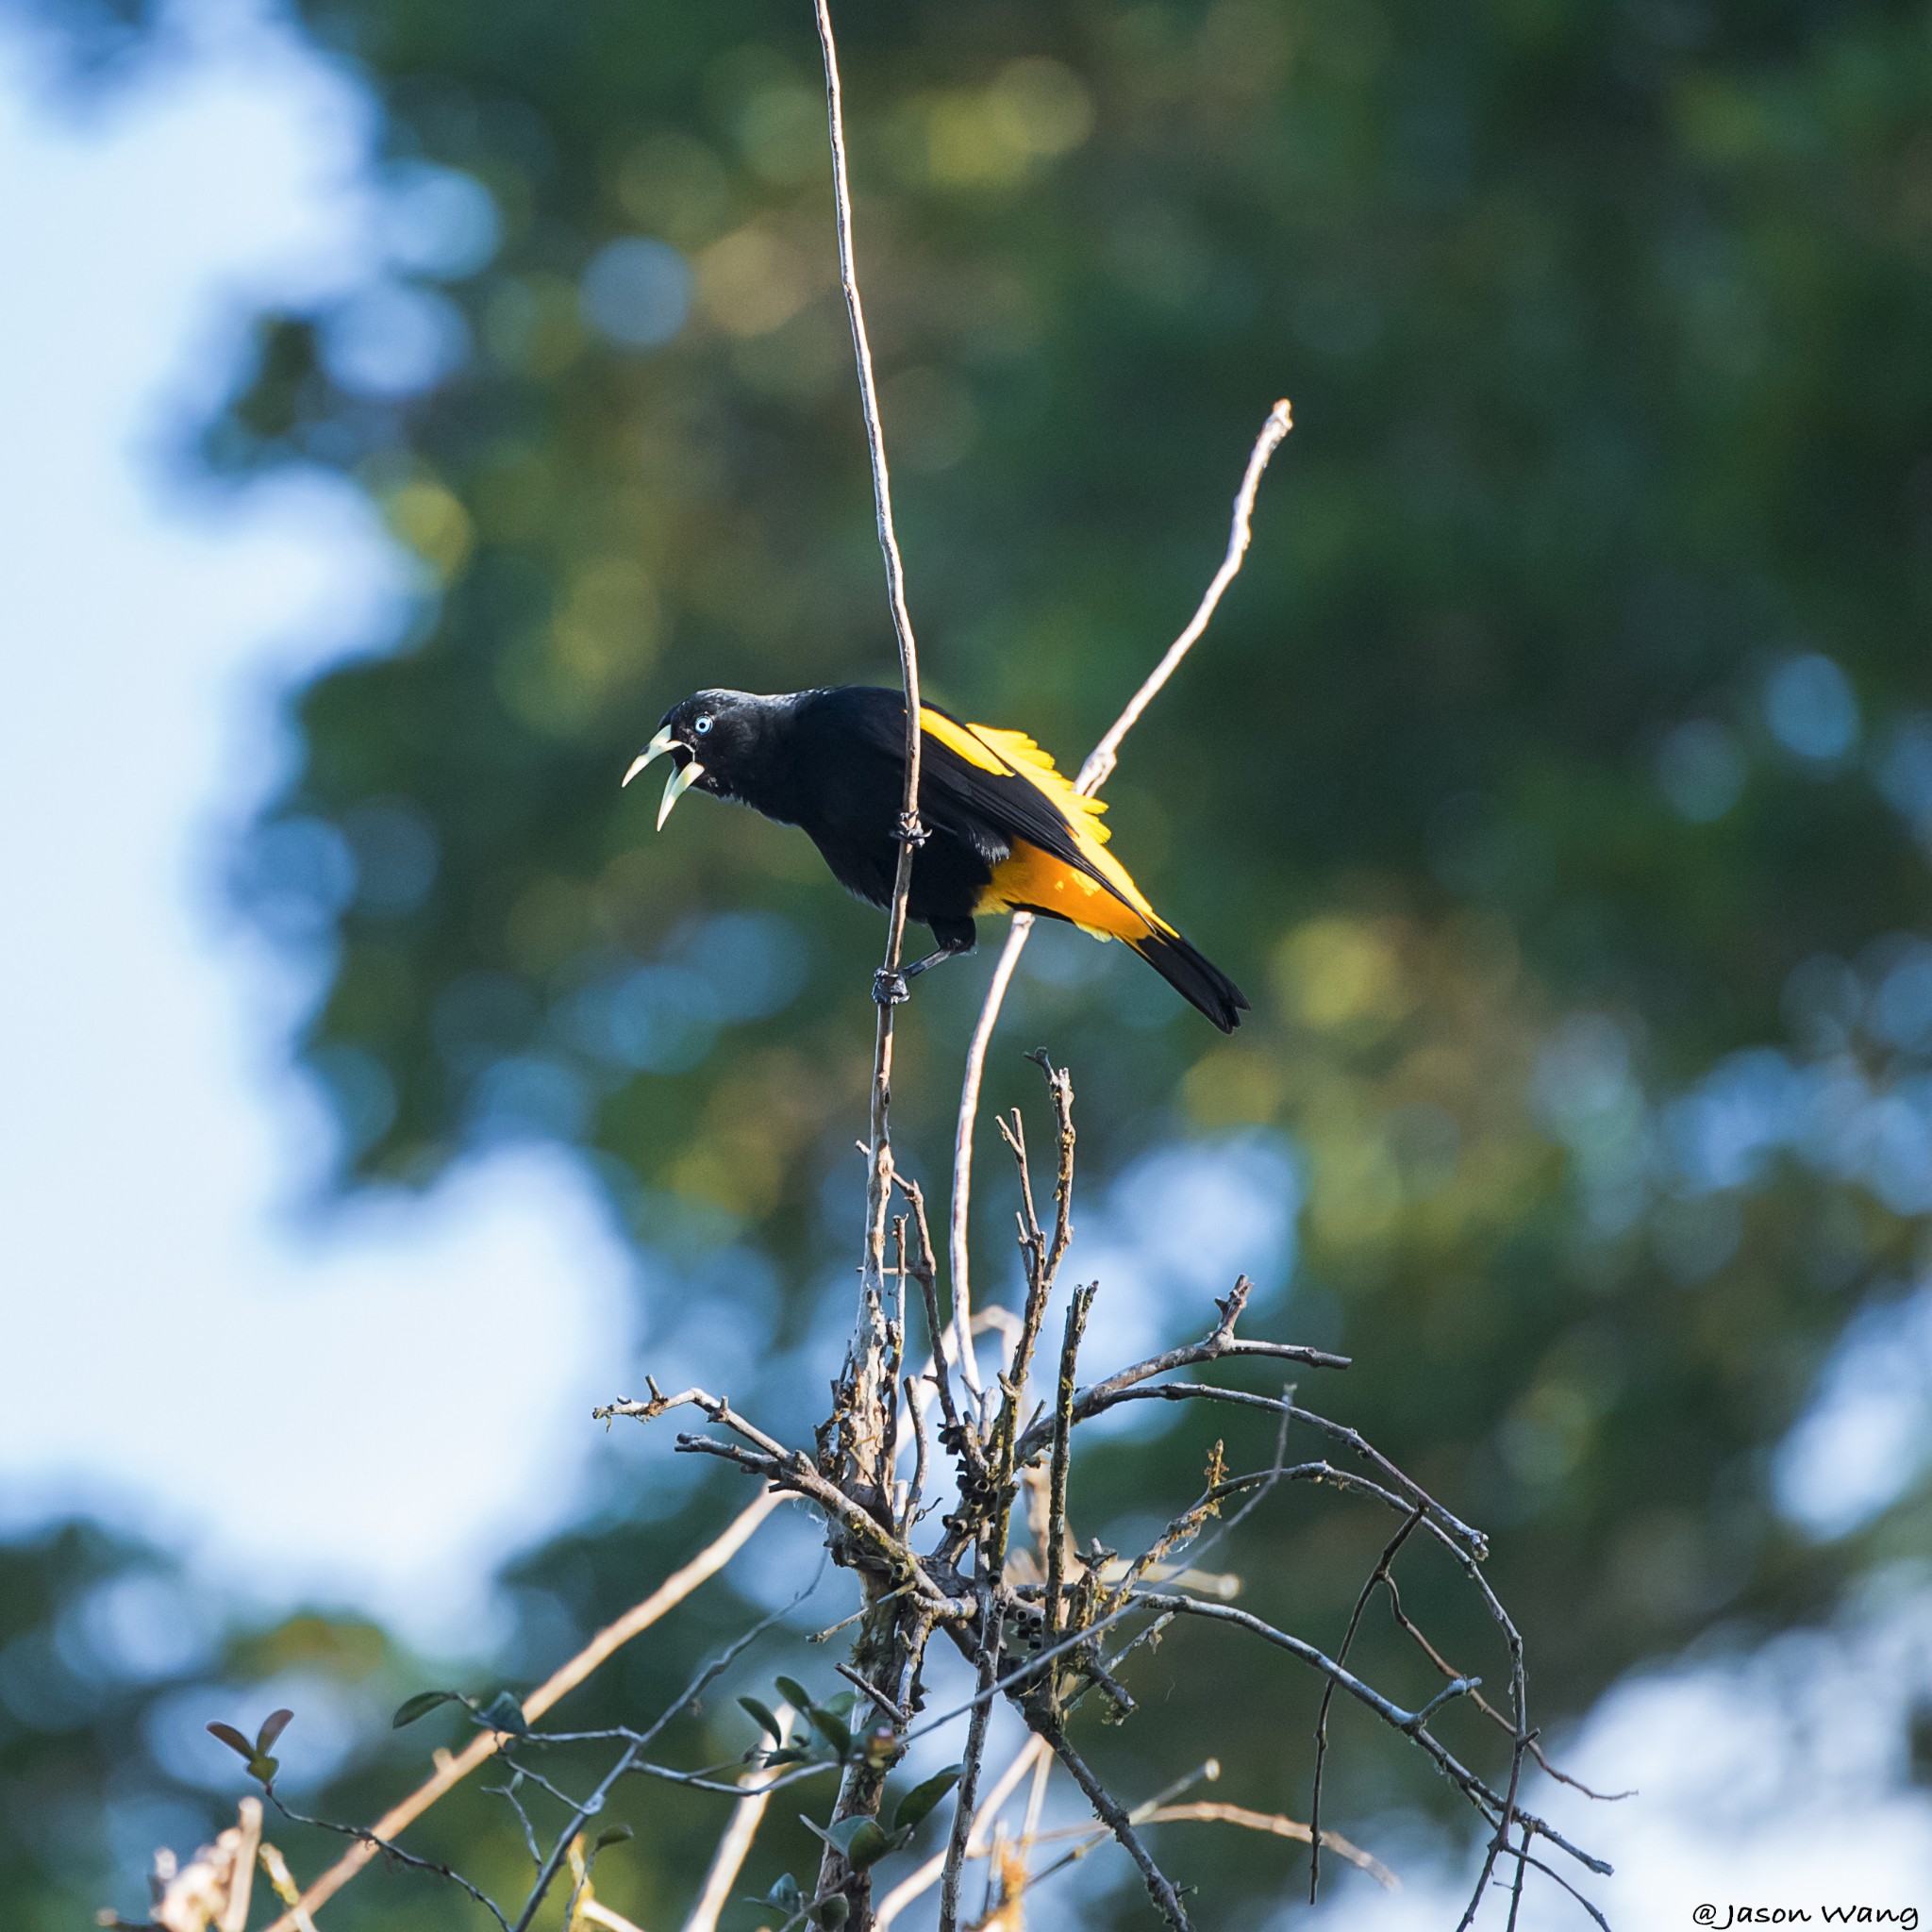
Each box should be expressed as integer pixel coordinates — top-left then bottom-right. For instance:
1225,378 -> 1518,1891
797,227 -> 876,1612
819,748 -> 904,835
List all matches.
813,1814 -> 892,1870
812,1895 -> 850,1926
743,1873 -> 805,1913
892,1764 -> 963,1835
842,1820 -> 893,1871
763,1746 -> 812,1765
206,1721 -> 254,1762
593,1824 -> 633,1850
480,1690 -> 528,1737
208,1721 -> 280,1787
392,1690 -> 463,1729
738,1695 -> 783,1743
256,1708 -> 295,1755
808,1706 -> 853,1760
774,1675 -> 813,1714
820,1690 -> 858,1720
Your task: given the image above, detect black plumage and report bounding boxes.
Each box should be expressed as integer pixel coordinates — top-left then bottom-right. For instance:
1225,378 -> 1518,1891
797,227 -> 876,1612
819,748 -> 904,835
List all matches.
625,686 -> 1248,1031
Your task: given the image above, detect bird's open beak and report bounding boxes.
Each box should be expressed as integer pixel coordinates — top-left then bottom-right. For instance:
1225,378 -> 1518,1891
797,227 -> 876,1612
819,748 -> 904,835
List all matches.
655,757 -> 705,829
623,725 -> 677,789
623,725 -> 707,830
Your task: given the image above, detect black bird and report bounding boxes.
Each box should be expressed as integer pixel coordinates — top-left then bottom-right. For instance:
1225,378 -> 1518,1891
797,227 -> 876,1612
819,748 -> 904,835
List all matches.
625,686 -> 1248,1031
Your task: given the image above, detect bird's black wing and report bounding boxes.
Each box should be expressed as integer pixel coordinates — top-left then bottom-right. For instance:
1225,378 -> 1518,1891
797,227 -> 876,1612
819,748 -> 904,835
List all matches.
819,688 -> 1126,895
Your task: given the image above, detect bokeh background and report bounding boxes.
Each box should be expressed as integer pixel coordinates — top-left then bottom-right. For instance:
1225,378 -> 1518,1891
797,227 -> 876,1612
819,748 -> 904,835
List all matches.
5,0 -> 1932,1924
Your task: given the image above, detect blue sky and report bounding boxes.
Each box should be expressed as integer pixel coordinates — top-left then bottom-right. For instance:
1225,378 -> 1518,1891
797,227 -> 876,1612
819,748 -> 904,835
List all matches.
0,0 -> 643,1651
1,0 -> 1928,1917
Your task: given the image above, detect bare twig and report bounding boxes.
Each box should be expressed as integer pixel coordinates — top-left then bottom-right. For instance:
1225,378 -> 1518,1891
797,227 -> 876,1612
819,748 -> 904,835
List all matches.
837,1662 -> 912,1726
875,1738 -> 1049,1929
939,1596 -> 1001,1932
988,1061 -> 1077,1471
259,1491 -> 780,1932
509,1581 -> 820,1932
1129,1602 -> 1605,1881
680,1709 -> 794,1932
598,1385 -> 952,1606
1380,1573 -> 1630,1801
1044,1282 -> 1096,1653
1139,1803 -> 1396,1890
598,1379 -> 791,1462
1014,1758 -> 1220,1896
1010,1278 -> 1349,1472
1029,1378 -> 1484,1558
1309,1507 -> 1423,1902
1496,1844 -> 1616,1932
902,1372 -> 931,1538
946,924 -> 1026,1399
1077,402 -> 1294,792
894,1174 -> 985,1482
808,8 -> 936,1904
887,1787 -> 1398,1924
812,0 -> 919,1449
1024,1711 -> 1192,1932
946,401 -> 1293,1396
262,1789 -> 511,1931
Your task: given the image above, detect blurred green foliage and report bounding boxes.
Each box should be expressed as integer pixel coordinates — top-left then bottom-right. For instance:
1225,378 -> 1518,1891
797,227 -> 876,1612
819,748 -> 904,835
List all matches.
12,0 -> 1932,1924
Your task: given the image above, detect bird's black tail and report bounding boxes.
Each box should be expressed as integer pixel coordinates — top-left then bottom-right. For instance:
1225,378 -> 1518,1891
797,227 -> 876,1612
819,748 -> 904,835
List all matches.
1129,928 -> 1249,1033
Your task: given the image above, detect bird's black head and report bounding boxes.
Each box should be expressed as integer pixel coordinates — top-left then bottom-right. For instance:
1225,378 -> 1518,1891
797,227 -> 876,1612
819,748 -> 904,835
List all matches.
623,689 -> 793,828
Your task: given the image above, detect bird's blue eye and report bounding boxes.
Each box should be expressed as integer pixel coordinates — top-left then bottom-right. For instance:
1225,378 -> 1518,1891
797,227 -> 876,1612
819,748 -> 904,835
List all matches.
693,715 -> 713,736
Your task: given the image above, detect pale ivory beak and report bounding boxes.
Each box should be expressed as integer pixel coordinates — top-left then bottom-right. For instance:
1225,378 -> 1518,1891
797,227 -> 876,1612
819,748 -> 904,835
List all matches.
622,724 -> 677,789
656,757 -> 705,829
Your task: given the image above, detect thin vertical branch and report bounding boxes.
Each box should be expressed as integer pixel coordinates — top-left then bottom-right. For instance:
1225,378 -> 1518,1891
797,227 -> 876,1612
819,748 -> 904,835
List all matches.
1020,1739 -> 1051,1855
875,1739 -> 1049,1930
1307,1506 -> 1422,1902
812,0 -> 924,1337
1043,1282 -> 1096,1654
680,1711 -> 794,1932
946,920 -> 1027,1399
939,1597 -> 1001,1932
894,1174 -> 986,1487
946,401 -> 1291,1399
808,9 -> 930,1905
219,1797 -> 261,1932
901,1374 -> 930,1538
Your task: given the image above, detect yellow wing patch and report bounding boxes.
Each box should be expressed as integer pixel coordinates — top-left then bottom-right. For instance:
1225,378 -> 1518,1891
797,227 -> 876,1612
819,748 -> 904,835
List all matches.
919,707 -> 1171,933
918,708 -> 1111,843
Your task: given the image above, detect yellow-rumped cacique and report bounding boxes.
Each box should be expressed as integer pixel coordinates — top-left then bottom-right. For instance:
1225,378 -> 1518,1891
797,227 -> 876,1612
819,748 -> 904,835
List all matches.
624,686 -> 1248,1030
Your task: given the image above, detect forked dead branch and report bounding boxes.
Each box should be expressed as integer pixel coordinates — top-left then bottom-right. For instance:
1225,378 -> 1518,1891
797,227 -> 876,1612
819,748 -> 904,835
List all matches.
109,4 -> 1613,1928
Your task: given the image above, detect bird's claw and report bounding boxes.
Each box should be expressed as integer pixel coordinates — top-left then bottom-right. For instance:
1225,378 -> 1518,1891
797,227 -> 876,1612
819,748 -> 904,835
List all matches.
873,968 -> 910,1008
